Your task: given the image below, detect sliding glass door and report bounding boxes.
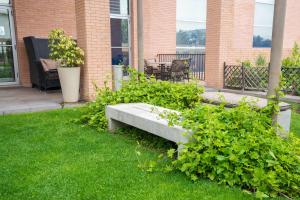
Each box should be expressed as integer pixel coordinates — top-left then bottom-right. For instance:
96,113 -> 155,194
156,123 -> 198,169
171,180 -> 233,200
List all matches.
0,3 -> 18,85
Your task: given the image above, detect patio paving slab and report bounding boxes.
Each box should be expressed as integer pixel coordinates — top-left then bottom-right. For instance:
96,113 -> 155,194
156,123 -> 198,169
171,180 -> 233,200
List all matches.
0,87 -> 84,115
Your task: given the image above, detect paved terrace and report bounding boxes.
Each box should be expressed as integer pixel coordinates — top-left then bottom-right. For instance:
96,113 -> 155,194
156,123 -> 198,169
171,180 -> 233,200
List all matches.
0,87 -> 83,115
0,86 -> 299,115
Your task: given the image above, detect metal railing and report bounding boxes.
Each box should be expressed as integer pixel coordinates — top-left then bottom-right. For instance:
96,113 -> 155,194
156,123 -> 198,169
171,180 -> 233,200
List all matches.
157,53 -> 205,80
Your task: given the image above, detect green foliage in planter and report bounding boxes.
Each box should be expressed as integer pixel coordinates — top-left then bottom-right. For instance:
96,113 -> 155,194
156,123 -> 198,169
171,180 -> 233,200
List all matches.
160,103 -> 300,199
79,69 -> 204,131
48,28 -> 84,67
282,42 -> 300,68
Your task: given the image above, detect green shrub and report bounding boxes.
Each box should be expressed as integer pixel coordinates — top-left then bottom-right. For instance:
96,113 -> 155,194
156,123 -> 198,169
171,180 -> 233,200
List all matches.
80,69 -> 204,131
164,103 -> 300,199
238,54 -> 268,68
241,59 -> 253,68
48,28 -> 84,67
255,54 -> 267,67
282,42 -> 300,68
79,69 -> 300,198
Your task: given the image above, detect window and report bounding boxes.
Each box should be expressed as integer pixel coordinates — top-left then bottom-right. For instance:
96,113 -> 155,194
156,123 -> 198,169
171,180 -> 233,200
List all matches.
0,0 -> 10,5
176,0 -> 207,53
253,0 -> 274,48
110,0 -> 130,66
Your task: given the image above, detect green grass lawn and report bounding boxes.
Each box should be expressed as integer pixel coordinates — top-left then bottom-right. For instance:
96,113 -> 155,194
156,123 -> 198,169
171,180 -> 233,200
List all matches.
286,101 -> 300,137
1,108 -> 298,200
291,112 -> 300,137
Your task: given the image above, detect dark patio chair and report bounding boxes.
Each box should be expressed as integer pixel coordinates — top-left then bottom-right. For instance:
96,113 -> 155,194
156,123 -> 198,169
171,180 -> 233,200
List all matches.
23,36 -> 60,90
144,59 -> 160,79
169,59 -> 191,82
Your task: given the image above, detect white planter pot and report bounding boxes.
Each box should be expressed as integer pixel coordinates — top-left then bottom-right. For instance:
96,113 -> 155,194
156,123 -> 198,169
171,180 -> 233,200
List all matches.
113,65 -> 123,91
58,67 -> 80,103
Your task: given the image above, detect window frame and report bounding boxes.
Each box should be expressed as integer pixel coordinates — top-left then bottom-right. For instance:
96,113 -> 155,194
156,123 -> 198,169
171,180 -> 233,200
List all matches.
110,0 -> 131,66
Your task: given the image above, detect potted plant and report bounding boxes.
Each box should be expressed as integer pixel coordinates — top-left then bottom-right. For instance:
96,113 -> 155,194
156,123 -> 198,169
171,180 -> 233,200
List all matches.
49,29 -> 84,103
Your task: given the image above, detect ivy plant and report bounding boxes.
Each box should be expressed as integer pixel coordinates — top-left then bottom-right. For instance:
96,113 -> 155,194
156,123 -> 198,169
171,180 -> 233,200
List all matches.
79,69 -> 300,199
79,69 -> 204,131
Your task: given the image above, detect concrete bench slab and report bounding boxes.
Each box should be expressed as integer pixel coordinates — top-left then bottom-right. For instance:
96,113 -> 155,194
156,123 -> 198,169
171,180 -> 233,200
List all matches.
202,92 -> 291,133
106,103 -> 190,153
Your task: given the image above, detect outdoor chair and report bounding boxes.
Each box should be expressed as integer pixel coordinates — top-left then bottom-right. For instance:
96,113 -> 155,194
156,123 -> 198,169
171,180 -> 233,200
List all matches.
23,36 -> 60,90
144,58 -> 160,79
169,59 -> 191,82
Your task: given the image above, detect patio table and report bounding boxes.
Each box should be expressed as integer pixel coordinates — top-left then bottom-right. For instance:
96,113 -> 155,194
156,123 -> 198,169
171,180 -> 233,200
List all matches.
159,62 -> 172,80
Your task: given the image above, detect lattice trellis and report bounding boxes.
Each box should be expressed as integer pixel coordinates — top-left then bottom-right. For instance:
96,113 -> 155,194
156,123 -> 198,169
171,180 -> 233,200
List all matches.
224,63 -> 300,95
244,67 -> 269,90
282,68 -> 300,95
224,65 -> 243,89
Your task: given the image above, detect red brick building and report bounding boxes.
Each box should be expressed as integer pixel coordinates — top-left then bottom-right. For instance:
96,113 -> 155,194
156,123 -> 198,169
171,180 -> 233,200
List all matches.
0,0 -> 299,99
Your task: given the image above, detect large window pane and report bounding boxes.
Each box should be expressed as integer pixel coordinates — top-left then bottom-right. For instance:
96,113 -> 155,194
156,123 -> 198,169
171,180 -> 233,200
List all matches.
253,27 -> 272,48
253,0 -> 274,48
0,0 -> 10,4
110,0 -> 128,16
176,21 -> 206,47
110,18 -> 128,47
111,48 -> 129,65
176,0 -> 206,22
0,46 -> 14,82
176,0 -> 207,52
254,2 -> 274,26
0,8 -> 14,83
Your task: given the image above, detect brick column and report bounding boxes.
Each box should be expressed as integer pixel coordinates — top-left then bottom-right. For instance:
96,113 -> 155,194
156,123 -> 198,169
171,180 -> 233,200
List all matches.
75,0 -> 112,100
205,0 -> 234,88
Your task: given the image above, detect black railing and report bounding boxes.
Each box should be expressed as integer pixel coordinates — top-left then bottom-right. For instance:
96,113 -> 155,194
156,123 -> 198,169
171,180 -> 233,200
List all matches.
224,62 -> 300,95
158,53 -> 205,80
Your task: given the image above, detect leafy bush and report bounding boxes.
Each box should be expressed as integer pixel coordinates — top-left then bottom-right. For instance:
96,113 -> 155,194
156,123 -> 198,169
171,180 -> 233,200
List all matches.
255,54 -> 267,67
163,103 -> 300,199
79,69 -> 300,198
241,59 -> 253,68
49,28 -> 84,67
282,42 -> 300,68
238,54 -> 268,68
80,69 -> 204,131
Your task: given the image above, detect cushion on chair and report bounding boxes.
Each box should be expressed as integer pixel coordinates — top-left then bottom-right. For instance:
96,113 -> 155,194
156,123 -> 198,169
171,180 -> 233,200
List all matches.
40,59 -> 60,72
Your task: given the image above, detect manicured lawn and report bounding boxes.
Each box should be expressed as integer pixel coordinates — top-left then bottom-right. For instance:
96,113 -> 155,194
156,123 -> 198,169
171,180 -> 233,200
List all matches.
291,112 -> 300,137
0,109 -> 258,200
1,108 -> 298,200
287,101 -> 300,137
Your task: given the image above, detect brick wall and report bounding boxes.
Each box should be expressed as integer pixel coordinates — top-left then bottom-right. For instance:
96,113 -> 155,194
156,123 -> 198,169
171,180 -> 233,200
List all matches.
143,0 -> 176,60
205,0 -> 300,88
75,0 -> 112,100
13,0 -> 77,87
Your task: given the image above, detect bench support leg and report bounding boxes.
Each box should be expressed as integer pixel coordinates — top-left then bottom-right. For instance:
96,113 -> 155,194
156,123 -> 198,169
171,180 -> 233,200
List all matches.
177,144 -> 185,158
108,118 -> 128,132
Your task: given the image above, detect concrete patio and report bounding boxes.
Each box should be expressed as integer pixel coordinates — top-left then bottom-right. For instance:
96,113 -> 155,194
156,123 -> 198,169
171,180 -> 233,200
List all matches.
0,87 -> 82,115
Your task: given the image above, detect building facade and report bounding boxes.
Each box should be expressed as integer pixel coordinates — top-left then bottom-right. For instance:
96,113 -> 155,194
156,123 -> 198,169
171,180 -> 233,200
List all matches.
0,0 -> 299,99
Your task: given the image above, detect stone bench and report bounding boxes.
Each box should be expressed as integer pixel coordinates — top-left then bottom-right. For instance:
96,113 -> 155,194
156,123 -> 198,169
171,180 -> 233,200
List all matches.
106,103 -> 190,153
106,93 -> 292,154
202,92 -> 291,134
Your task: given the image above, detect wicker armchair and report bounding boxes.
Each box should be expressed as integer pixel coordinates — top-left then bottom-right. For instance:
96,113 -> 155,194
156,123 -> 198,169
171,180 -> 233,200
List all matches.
144,59 -> 159,79
23,36 -> 60,90
169,59 -> 191,82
